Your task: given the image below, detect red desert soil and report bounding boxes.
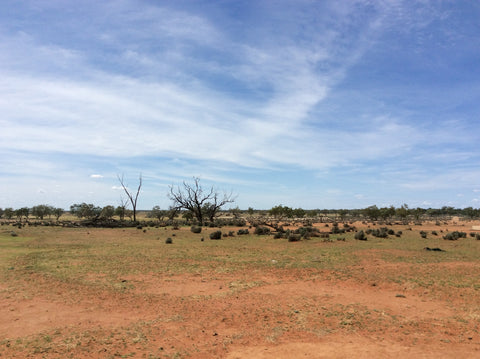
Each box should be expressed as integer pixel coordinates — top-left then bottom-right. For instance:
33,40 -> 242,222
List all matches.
1,223 -> 479,358
1,266 -> 479,358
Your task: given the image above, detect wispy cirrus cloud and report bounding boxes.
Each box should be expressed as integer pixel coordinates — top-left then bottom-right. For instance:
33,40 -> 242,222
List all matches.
0,0 -> 479,209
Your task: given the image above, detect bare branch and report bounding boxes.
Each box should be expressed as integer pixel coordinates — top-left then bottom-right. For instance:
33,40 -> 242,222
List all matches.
168,177 -> 235,224
117,174 -> 142,222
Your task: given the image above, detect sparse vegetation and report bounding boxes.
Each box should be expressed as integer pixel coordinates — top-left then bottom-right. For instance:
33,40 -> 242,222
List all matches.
0,215 -> 479,358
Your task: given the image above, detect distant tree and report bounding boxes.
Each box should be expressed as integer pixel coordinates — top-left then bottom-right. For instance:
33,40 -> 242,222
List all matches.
293,208 -> 306,219
247,207 -> 255,216
337,209 -> 348,221
166,206 -> 179,221
148,206 -> 165,221
31,204 -> 53,220
182,211 -> 194,222
4,208 -> 14,220
363,205 -> 380,221
426,208 -> 441,219
0,208 -> 3,219
396,204 -> 409,221
53,208 -> 64,220
115,197 -> 129,221
100,205 -> 115,220
463,207 -> 479,219
15,207 -> 30,221
168,177 -> 235,225
379,206 -> 396,221
114,206 -> 125,221
117,174 -> 142,222
269,205 -> 293,220
412,207 -> 426,221
124,209 -> 134,221
70,203 -> 102,220
230,206 -> 241,219
441,206 -> 456,217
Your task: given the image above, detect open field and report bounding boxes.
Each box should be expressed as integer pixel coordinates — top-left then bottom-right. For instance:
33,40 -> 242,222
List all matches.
1,221 -> 480,358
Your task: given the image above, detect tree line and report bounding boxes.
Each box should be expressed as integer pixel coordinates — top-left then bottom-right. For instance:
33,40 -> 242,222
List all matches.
1,176 -> 479,224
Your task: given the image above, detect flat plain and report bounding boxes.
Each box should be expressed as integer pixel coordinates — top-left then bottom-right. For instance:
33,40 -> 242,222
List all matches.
1,220 -> 479,358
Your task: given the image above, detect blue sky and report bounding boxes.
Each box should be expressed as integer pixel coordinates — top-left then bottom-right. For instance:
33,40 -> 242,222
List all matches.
1,0 -> 479,210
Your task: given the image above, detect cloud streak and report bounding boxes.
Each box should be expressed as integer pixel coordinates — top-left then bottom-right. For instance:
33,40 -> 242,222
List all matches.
1,0 -> 479,209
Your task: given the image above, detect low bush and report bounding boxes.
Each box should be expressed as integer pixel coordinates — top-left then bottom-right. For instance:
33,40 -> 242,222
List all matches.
443,231 -> 467,241
288,234 -> 302,242
190,225 -> 202,234
209,230 -> 222,240
370,227 -> 389,238
254,226 -> 271,235
295,226 -> 320,239
165,237 -> 173,244
331,223 -> 345,234
237,228 -> 249,235
355,230 -> 367,241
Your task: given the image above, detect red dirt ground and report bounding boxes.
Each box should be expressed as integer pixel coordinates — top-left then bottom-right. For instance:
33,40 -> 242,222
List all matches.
1,222 -> 479,358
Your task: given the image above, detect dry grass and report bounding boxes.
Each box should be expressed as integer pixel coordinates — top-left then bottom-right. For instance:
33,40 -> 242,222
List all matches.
0,221 -> 479,358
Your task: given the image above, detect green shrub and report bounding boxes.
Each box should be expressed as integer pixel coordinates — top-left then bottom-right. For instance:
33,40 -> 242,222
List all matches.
443,231 -> 467,241
237,228 -> 249,235
209,230 -> 222,240
165,237 -> 173,244
190,225 -> 202,234
295,226 -> 320,238
355,230 -> 367,241
254,226 -> 271,235
372,227 -> 389,238
420,231 -> 427,238
331,223 -> 346,234
288,234 -> 302,242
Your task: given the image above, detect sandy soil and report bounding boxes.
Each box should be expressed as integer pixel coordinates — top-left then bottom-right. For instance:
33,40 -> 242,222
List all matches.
0,222 -> 479,358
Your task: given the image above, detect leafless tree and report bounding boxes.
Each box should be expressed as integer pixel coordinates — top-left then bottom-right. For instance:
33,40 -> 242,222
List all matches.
117,174 -> 142,222
168,177 -> 235,224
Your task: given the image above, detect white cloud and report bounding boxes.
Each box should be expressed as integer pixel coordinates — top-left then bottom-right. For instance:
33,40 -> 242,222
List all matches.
90,174 -> 104,179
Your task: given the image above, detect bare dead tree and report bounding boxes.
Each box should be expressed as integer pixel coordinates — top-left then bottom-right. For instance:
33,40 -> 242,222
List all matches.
117,174 -> 142,222
168,177 -> 235,224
